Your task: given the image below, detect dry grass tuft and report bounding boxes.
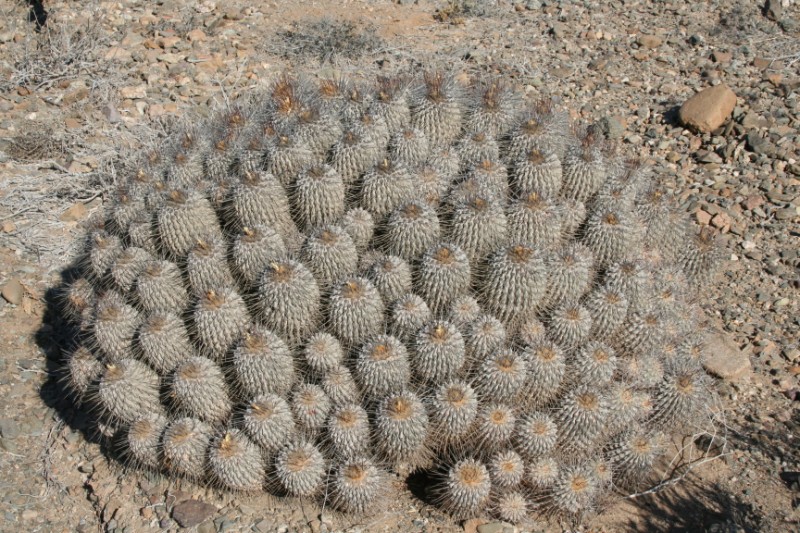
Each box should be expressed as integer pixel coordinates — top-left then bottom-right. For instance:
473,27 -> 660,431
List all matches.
268,18 -> 385,64
7,123 -> 67,162
1,7 -> 110,92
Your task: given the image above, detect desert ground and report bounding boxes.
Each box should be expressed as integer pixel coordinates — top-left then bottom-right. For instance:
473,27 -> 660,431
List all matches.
0,0 -> 798,531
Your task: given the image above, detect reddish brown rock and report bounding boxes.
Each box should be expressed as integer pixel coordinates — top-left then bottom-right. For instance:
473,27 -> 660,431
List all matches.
695,209 -> 712,226
679,84 -> 737,133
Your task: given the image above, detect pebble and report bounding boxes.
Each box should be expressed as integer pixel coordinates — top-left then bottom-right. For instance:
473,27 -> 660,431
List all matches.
103,104 -> 122,123
186,29 -> 207,42
746,132 -> 775,156
477,523 -> 512,533
550,22 -> 568,39
0,437 -> 18,453
712,50 -> 732,63
775,207 -> 799,220
702,330 -> 753,381
62,85 -> 89,105
637,34 -> 663,49
252,519 -> 271,533
696,209 -> 712,225
119,85 -> 147,99
195,523 -> 214,533
1,279 -> 23,305
59,202 -> 88,222
464,518 -> 489,533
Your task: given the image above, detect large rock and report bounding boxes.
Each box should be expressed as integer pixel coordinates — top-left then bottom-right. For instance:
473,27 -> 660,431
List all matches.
171,500 -> 217,528
679,84 -> 737,133
702,330 -> 752,381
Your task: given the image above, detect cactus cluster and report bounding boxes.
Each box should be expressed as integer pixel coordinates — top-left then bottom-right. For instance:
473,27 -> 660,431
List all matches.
59,71 -> 721,523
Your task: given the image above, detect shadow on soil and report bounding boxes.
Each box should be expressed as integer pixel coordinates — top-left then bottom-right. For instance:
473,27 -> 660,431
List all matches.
35,264 -> 114,451
622,475 -> 762,532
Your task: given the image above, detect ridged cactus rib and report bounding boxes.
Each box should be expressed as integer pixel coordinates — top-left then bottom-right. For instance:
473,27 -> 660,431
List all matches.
172,356 -> 232,423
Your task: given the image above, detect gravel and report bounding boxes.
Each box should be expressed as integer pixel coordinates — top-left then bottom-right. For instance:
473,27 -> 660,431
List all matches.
0,0 -> 798,531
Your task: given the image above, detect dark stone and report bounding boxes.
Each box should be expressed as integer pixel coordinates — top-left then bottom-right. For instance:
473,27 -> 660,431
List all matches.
779,471 -> 800,491
746,131 -> 774,156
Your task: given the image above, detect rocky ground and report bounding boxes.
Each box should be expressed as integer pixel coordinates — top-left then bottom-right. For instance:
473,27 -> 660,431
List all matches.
0,0 -> 798,531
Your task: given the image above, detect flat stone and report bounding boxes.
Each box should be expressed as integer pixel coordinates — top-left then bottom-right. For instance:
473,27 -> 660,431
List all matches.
753,57 -> 772,69
741,112 -> 769,129
550,22 -> 568,39
196,522 -> 215,533
775,207 -> 799,220
1,279 -> 24,305
742,194 -> 764,211
746,131 -> 775,156
712,51 -> 732,63
695,209 -> 712,225
63,86 -> 89,105
0,419 -> 20,439
638,34 -> 663,49
679,84 -> 737,133
104,46 -> 133,62
702,330 -> 752,381
711,212 -> 732,231
171,500 -> 217,528
157,53 -> 184,64
60,202 -> 87,222
186,29 -> 207,42
464,518 -> 489,533
120,85 -> 147,100
477,523 -> 511,533
103,104 -> 122,123
598,115 -> 625,139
